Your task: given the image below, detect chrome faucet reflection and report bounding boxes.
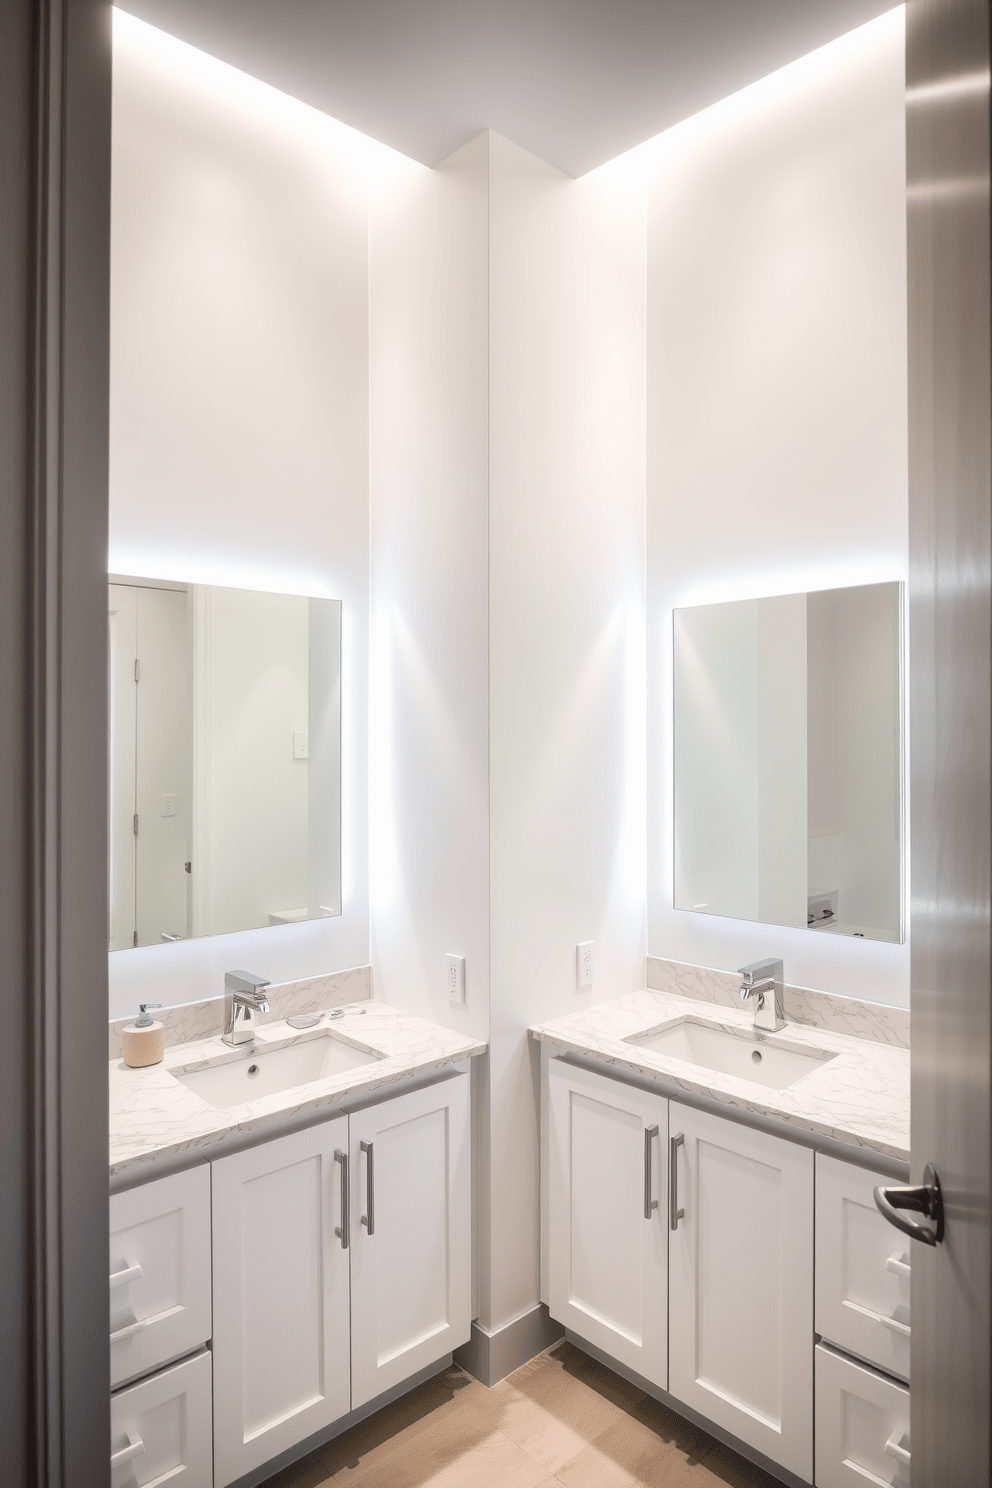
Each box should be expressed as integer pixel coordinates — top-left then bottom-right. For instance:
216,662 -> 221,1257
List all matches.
738,958 -> 785,1032
222,969 -> 271,1047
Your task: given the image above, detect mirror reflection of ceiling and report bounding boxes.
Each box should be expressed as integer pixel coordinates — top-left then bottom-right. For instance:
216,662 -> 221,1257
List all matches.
113,0 -> 897,177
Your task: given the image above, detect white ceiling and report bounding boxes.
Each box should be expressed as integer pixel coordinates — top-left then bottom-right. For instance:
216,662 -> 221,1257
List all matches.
115,0 -> 897,176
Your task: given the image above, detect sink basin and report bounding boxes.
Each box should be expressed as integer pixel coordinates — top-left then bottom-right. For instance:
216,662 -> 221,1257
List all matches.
625,1019 -> 835,1091
172,1033 -> 382,1109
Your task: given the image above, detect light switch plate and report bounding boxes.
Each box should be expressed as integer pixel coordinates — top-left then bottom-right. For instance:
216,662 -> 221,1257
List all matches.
577,941 -> 594,988
161,793 -> 175,817
446,953 -> 465,1004
293,730 -> 309,759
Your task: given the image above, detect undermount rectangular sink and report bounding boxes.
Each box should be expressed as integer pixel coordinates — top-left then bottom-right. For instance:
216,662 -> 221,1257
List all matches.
625,1019 -> 835,1091
172,1033 -> 382,1109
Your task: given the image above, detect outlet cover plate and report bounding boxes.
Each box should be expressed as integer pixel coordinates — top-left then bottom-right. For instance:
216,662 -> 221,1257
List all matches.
577,941 -> 594,988
446,953 -> 465,1004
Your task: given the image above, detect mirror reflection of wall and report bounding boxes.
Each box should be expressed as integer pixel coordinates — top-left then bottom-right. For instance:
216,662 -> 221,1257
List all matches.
673,581 -> 903,944
108,577 -> 341,950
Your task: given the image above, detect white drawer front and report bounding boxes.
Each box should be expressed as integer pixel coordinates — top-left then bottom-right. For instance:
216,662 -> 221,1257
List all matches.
815,1344 -> 909,1487
111,1349 -> 212,1488
110,1166 -> 212,1388
815,1153 -> 910,1382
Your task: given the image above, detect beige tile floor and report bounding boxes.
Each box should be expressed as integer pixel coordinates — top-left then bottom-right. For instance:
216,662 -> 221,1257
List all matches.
258,1342 -> 783,1488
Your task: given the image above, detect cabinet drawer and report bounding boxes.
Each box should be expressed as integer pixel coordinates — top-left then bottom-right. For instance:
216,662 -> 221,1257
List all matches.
815,1153 -> 910,1382
110,1166 -> 212,1388
111,1349 -> 212,1488
815,1343 -> 909,1487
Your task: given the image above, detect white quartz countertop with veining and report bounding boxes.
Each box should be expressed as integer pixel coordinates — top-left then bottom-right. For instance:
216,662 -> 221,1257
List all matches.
110,1001 -> 486,1182
529,989 -> 909,1162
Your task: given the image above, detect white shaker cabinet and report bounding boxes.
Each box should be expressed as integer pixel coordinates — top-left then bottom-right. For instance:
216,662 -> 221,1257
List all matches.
668,1101 -> 814,1483
815,1342 -> 910,1487
815,1152 -> 911,1384
111,1349 -> 213,1488
547,1058 -> 669,1389
211,1115 -> 351,1487
349,1074 -> 471,1409
110,1165 -> 211,1390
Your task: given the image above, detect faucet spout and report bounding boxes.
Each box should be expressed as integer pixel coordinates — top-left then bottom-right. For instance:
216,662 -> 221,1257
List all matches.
223,969 -> 272,1046
737,958 -> 785,1032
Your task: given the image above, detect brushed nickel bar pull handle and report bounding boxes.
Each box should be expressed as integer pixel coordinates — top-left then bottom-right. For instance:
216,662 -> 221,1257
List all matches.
361,1139 -> 375,1235
643,1125 -> 659,1219
334,1149 -> 349,1249
670,1132 -> 685,1231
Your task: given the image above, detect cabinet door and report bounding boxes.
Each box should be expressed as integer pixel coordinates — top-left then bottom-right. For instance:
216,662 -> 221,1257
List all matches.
349,1074 -> 471,1409
669,1101 -> 813,1481
548,1058 -> 668,1389
815,1152 -> 910,1383
111,1349 -> 212,1488
212,1116 -> 350,1487
815,1343 -> 910,1487
110,1165 -> 211,1389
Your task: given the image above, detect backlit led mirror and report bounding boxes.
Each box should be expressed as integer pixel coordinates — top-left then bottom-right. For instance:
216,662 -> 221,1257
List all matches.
108,577 -> 341,950
673,582 -> 904,943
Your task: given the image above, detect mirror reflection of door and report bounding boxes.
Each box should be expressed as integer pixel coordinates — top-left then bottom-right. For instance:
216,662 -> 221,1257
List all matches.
107,580 -> 191,948
108,578 -> 342,949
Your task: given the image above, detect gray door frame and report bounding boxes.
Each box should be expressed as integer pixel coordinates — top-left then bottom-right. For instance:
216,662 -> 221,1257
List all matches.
907,0 -> 992,1481
0,0 -> 111,1483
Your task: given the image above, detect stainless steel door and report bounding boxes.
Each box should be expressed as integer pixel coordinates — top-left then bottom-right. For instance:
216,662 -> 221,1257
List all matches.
906,0 -> 991,1480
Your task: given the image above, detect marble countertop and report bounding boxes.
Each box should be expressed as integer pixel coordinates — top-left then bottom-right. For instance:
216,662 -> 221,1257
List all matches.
110,1001 -> 486,1183
529,989 -> 909,1162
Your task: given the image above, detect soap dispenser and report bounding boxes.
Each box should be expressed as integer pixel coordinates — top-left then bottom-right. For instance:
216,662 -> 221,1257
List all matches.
121,1002 -> 164,1068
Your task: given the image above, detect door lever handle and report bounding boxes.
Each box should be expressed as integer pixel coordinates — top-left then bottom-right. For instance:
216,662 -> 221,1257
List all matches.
874,1163 -> 944,1245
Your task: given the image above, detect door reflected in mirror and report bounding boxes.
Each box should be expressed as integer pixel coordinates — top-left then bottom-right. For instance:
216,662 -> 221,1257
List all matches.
673,581 -> 903,943
108,577 -> 341,950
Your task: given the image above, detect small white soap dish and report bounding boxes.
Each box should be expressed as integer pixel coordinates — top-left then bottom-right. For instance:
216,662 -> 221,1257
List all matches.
287,1012 -> 322,1029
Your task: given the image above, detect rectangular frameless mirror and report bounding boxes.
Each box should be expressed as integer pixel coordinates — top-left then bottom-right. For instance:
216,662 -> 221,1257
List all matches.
673,581 -> 904,943
108,577 -> 341,950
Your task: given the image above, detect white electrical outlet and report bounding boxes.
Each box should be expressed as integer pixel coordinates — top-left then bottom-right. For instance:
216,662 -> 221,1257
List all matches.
293,730 -> 309,760
446,953 -> 465,1004
577,941 -> 594,988
161,793 -> 175,818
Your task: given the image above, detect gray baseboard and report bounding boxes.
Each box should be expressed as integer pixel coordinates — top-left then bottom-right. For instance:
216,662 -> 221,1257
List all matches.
455,1303 -> 565,1387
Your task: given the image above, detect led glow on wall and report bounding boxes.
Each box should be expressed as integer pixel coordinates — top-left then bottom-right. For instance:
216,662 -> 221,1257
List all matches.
112,9 -> 409,188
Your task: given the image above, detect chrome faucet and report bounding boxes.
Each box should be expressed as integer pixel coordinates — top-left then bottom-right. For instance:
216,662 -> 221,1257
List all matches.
738,958 -> 785,1032
222,969 -> 271,1047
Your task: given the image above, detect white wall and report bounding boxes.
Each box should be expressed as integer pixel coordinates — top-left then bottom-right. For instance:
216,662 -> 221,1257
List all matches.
643,9 -> 909,1005
485,133 -> 647,1334
109,12 -> 380,1016
368,136 -> 491,1046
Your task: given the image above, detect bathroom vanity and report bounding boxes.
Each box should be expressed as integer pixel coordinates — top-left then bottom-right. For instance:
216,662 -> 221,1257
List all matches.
108,1000 -> 485,1488
530,984 -> 911,1488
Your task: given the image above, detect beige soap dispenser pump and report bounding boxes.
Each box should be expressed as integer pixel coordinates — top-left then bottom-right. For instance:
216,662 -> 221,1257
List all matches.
121,1002 -> 164,1068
